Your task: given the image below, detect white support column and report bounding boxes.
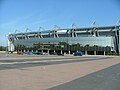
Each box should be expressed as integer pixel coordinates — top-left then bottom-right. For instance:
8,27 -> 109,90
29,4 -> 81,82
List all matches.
119,30 -> 120,54
47,50 -> 49,54
104,51 -> 106,56
69,50 -> 70,54
24,50 -> 25,52
85,51 -> 87,55
61,50 -> 63,54
94,51 -> 96,55
9,42 -> 15,51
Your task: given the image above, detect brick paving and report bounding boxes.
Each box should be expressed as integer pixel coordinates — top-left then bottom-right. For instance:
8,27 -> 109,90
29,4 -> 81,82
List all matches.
0,54 -> 120,90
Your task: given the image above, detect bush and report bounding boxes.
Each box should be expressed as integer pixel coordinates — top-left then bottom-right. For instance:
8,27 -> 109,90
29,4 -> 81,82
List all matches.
106,52 -> 120,56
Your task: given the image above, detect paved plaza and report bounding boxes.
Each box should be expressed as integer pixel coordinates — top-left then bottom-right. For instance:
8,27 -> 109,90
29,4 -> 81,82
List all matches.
0,54 -> 120,90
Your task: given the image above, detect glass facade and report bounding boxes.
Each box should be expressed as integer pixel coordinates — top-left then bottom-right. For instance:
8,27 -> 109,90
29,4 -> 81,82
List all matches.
13,37 -> 113,47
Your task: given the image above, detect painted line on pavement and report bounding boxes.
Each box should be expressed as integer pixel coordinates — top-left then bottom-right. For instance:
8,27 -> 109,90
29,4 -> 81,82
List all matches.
0,59 -> 76,65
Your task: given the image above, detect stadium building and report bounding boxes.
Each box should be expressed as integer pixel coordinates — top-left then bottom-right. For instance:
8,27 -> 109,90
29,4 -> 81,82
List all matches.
8,23 -> 120,55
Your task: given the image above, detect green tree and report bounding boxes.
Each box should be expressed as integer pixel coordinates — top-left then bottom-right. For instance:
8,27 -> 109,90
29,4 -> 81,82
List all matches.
0,46 -> 7,51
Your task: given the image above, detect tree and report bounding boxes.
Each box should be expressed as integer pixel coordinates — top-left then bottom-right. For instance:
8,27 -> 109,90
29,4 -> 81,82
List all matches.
0,46 -> 7,51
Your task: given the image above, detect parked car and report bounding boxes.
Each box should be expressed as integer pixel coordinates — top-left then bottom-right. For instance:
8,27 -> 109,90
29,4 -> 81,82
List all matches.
12,51 -> 17,54
49,52 -> 57,55
73,51 -> 82,56
56,52 -> 64,56
41,52 -> 49,55
32,52 -> 42,55
24,52 -> 33,55
12,51 -> 23,54
17,52 -> 23,55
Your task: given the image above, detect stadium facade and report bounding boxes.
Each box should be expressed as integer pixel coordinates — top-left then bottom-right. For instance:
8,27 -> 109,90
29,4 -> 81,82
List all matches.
8,24 -> 120,55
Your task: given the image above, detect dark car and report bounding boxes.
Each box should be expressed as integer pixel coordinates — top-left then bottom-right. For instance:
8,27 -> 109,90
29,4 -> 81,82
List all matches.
49,52 -> 57,55
73,51 -> 82,56
32,52 -> 42,55
56,52 -> 64,56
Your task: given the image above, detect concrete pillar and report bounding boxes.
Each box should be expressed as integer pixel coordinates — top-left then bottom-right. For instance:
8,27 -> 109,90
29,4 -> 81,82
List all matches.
94,51 -> 96,55
41,50 -> 43,53
47,50 -> 49,54
24,50 -> 25,52
54,50 -> 55,53
8,41 -> 15,51
61,50 -> 63,54
85,51 -> 87,55
104,51 -> 106,56
69,50 -> 70,54
118,30 -> 120,54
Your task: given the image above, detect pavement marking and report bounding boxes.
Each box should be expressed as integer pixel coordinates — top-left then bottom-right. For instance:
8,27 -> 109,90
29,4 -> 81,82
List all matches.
0,57 -> 113,65
0,59 -> 76,65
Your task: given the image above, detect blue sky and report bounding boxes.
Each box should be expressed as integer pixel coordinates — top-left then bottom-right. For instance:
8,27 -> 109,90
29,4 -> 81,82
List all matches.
0,0 -> 120,46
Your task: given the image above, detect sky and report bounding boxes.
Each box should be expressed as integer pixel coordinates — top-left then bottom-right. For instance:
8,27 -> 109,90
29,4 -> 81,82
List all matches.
0,0 -> 120,46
